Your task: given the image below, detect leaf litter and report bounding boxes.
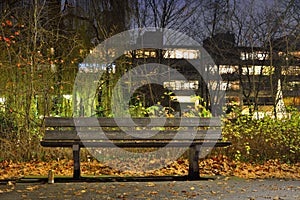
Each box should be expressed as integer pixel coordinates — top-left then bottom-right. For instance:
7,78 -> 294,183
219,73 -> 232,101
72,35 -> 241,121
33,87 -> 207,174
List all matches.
0,155 -> 299,180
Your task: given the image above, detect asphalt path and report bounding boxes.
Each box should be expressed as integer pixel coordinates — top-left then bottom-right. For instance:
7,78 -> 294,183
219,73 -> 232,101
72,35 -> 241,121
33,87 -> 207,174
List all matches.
0,176 -> 299,200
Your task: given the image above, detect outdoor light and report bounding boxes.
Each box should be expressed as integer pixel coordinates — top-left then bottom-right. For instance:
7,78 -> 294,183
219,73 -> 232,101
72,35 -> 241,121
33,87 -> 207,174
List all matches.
0,97 -> 5,103
63,94 -> 72,100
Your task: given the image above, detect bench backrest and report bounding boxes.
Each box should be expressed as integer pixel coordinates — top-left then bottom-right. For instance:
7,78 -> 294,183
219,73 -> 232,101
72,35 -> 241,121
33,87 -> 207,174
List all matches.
43,117 -> 223,142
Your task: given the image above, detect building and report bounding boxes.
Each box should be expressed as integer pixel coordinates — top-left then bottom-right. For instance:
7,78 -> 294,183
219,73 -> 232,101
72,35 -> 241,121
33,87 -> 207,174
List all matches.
203,32 -> 300,114
120,31 -> 300,116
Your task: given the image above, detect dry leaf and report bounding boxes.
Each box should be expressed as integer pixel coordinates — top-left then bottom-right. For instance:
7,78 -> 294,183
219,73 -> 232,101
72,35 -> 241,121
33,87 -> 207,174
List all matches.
146,182 -> 156,187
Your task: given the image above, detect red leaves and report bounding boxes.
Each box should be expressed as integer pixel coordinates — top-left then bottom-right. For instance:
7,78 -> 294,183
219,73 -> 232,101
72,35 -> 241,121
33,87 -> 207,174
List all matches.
2,18 -> 17,27
4,37 -> 10,42
6,20 -> 12,27
1,35 -> 13,47
0,17 -> 22,47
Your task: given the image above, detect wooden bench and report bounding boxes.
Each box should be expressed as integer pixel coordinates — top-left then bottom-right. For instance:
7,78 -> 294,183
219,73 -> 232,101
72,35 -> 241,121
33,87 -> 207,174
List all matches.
41,117 -> 231,180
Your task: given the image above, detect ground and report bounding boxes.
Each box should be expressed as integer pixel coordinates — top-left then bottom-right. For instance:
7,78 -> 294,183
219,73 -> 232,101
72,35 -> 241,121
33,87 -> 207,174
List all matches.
0,156 -> 299,199
0,177 -> 299,199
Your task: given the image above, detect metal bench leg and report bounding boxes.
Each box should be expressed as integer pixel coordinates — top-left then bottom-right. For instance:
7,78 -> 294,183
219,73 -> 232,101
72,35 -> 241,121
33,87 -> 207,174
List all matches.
73,144 -> 80,179
188,145 -> 200,180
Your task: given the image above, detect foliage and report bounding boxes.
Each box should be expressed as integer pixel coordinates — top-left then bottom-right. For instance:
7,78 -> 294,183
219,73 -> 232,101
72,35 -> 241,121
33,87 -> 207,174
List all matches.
0,5 -> 84,161
182,95 -> 212,118
0,155 -> 299,180
0,106 -> 43,161
0,109 -> 18,139
221,108 -> 300,163
127,94 -> 212,118
129,95 -> 147,117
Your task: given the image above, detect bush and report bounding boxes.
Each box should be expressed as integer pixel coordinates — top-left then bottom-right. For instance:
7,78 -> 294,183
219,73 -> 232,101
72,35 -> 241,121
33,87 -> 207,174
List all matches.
0,110 -> 18,139
221,111 -> 300,163
0,109 -> 43,161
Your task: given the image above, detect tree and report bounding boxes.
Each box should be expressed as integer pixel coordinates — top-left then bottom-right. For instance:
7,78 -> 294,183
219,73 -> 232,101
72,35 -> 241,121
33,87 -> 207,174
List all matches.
0,0 -> 85,159
198,0 -> 300,115
132,0 -> 198,30
60,0 -> 134,117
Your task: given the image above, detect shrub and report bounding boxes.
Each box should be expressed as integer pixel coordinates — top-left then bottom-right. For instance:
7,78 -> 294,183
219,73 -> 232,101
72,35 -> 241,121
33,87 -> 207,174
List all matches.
221,111 -> 300,163
0,109 -> 18,135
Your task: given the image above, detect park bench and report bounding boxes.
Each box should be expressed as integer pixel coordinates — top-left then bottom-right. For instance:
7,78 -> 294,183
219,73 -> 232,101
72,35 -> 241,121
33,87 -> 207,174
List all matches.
41,117 -> 231,180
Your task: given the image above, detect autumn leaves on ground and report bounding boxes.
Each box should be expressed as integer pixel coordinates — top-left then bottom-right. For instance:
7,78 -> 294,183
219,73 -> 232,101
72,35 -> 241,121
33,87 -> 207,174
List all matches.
1,155 -> 299,181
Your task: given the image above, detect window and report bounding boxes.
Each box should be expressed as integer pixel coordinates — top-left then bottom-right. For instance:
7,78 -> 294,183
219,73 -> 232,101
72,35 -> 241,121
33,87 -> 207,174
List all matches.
279,51 -> 300,60
240,51 -> 269,60
227,81 -> 240,90
219,65 -> 238,74
282,66 -> 300,75
163,80 -> 198,90
164,49 -> 200,59
208,81 -> 228,91
242,66 -> 271,75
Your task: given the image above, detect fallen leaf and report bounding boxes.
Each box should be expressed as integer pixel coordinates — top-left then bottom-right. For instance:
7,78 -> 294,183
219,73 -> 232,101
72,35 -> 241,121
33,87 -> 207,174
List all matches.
148,191 -> 158,195
7,181 -> 15,186
146,182 -> 156,187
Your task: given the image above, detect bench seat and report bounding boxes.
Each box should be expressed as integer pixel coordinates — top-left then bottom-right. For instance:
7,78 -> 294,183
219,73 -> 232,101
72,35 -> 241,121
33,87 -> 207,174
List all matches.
41,117 -> 231,180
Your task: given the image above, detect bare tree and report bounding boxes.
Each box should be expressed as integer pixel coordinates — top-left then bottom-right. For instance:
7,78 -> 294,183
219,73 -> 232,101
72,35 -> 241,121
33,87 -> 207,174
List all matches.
131,0 -> 199,30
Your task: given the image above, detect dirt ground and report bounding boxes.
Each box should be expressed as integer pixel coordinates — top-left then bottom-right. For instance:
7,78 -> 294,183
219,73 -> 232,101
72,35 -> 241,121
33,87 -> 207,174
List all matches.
0,176 -> 299,200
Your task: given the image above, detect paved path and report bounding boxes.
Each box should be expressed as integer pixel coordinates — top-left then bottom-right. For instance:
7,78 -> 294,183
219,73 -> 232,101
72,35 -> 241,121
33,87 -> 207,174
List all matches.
0,177 -> 299,199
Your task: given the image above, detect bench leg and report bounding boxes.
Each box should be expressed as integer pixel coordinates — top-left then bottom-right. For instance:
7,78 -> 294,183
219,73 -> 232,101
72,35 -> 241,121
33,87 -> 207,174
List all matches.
188,145 -> 200,180
73,144 -> 80,179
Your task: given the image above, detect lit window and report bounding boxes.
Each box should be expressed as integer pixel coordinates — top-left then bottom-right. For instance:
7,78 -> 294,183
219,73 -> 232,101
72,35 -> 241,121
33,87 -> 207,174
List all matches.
163,80 -> 199,90
240,51 -> 269,60
164,49 -> 199,59
150,51 -> 156,57
144,51 -> 150,57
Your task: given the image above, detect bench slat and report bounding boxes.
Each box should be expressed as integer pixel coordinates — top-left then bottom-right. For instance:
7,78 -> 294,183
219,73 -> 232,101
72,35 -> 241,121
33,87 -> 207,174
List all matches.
45,117 -> 221,127
41,141 -> 231,148
44,129 -> 222,140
